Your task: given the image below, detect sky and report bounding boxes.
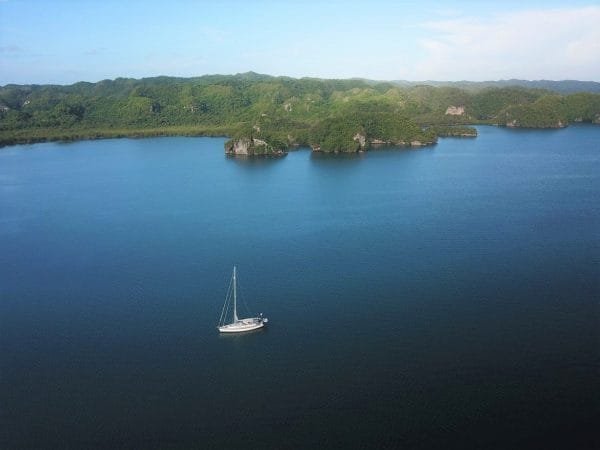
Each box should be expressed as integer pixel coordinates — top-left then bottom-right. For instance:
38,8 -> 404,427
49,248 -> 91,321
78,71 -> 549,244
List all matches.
0,0 -> 599,85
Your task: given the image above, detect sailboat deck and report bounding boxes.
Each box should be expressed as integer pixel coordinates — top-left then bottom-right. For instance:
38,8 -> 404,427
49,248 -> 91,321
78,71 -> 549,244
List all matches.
218,318 -> 265,333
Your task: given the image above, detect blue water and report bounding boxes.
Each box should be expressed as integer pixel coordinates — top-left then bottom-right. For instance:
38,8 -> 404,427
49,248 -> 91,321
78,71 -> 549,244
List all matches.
1,126 -> 598,449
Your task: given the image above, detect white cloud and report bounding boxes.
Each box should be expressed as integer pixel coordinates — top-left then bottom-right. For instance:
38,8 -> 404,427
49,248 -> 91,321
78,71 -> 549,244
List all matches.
414,6 -> 600,80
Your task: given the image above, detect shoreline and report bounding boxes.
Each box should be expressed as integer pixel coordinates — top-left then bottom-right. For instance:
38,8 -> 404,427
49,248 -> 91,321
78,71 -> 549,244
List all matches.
0,125 -> 232,148
1,122 -> 598,151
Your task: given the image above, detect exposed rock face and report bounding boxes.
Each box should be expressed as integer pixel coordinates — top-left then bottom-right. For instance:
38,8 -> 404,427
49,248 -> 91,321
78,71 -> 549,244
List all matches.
370,139 -> 389,145
507,119 -> 567,129
353,133 -> 366,150
225,137 -> 286,157
287,134 -> 299,147
445,105 -> 465,116
225,137 -> 251,155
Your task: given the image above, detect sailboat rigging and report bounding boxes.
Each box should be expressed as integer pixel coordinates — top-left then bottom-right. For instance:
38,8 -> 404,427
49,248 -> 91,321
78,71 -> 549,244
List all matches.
218,266 -> 268,333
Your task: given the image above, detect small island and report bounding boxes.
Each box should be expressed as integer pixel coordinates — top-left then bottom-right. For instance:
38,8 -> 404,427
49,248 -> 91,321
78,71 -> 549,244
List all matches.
225,137 -> 287,157
1,73 -> 599,152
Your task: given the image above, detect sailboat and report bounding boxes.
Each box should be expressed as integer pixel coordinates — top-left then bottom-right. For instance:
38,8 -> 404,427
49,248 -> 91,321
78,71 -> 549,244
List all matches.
218,266 -> 268,333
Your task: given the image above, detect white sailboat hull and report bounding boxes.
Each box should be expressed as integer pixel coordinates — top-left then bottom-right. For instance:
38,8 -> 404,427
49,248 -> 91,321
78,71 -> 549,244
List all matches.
218,317 -> 266,333
217,266 -> 269,333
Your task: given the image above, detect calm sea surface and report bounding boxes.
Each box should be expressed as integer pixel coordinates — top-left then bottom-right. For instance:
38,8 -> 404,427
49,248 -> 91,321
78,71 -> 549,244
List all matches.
1,126 -> 599,449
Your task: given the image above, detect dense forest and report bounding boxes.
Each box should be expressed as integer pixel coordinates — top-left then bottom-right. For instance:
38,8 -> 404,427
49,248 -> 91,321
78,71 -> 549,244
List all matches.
1,72 -> 599,152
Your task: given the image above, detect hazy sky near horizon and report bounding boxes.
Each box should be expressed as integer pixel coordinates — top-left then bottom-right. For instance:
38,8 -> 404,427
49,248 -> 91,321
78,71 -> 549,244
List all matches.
1,0 -> 599,85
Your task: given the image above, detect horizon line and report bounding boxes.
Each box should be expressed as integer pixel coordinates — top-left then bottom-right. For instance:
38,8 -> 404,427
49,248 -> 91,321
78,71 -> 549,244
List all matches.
2,72 -> 600,88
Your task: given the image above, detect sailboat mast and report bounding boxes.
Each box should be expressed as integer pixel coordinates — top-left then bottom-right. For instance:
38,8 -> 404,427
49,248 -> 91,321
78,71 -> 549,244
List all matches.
233,266 -> 239,322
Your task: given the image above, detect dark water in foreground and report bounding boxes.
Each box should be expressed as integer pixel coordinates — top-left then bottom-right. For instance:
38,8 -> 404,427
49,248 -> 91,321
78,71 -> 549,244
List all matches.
1,126 -> 598,449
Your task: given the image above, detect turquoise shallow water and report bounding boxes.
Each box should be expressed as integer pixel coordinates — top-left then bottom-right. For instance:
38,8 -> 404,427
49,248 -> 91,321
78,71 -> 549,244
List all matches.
1,126 -> 598,449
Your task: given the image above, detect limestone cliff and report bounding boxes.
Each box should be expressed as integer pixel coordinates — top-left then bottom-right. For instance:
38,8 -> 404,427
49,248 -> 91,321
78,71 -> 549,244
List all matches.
313,131 -> 437,153
224,137 -> 287,157
445,105 -> 465,116
506,118 -> 566,129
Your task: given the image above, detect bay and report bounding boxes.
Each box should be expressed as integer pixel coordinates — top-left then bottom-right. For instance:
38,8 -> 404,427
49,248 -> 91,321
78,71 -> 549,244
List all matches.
1,125 -> 598,449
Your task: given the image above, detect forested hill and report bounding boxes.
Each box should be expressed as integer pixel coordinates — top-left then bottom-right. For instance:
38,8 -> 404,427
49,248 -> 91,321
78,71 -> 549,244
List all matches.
391,79 -> 600,94
1,73 -> 599,152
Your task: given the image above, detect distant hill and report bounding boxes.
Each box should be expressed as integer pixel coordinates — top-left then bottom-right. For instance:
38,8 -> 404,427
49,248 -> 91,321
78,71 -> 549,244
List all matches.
391,79 -> 600,94
1,73 -> 599,151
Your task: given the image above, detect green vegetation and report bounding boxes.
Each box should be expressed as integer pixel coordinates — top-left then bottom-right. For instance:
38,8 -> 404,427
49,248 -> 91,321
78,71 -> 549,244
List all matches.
429,126 -> 478,137
1,73 -> 599,152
